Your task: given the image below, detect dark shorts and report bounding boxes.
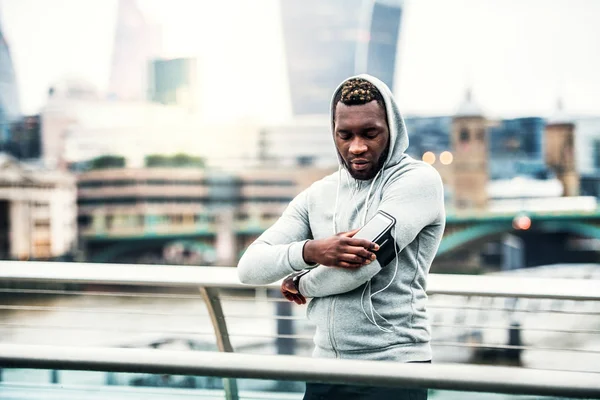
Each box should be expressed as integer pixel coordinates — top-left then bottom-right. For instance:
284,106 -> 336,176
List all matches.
303,361 -> 430,400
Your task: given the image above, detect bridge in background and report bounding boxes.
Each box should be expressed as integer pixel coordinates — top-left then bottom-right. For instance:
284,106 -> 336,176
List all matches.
82,208 -> 600,265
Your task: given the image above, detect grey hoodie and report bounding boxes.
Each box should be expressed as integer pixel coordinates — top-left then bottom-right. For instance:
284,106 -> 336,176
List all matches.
238,74 -> 445,362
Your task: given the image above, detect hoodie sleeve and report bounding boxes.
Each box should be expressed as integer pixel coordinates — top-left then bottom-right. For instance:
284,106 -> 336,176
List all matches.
299,165 -> 444,298
237,189 -> 316,285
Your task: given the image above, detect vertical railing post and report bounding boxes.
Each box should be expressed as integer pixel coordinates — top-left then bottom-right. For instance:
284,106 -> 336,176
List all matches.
200,286 -> 239,400
273,289 -> 299,392
50,369 -> 59,384
273,289 -> 295,355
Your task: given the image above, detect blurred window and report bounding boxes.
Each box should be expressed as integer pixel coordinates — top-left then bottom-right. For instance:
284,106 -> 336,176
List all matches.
245,180 -> 295,186
594,140 -> 600,170
244,197 -> 293,203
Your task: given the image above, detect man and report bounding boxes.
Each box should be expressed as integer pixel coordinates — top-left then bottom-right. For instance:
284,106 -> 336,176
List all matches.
238,74 -> 445,399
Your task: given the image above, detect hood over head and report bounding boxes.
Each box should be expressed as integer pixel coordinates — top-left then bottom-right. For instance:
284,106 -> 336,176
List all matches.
330,74 -> 409,173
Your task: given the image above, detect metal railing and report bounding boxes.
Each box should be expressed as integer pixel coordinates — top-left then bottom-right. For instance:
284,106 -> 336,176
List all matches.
1,260 -> 598,297
1,343 -> 600,399
0,261 -> 599,399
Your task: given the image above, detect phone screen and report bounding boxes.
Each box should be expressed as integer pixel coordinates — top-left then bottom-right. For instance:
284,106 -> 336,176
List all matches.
354,212 -> 394,242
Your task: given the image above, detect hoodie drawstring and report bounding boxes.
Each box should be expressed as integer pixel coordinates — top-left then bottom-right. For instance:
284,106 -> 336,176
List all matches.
358,169 -> 400,333
362,169 -> 382,225
361,226 -> 401,333
331,165 -> 342,234
327,73 -> 408,334
332,168 -> 397,333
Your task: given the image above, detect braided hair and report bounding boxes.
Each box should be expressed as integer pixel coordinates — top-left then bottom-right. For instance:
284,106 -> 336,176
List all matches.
333,78 -> 387,121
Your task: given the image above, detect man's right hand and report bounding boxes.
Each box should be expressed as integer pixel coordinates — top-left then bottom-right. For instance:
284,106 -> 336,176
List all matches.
302,228 -> 379,268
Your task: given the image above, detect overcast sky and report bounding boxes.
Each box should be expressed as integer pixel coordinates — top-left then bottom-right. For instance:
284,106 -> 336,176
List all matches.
1,0 -> 599,122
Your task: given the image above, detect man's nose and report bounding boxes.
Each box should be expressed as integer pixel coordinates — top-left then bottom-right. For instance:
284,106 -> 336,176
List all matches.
349,137 -> 367,154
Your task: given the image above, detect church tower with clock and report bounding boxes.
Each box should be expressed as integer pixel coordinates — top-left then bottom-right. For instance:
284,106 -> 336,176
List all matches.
451,89 -> 489,210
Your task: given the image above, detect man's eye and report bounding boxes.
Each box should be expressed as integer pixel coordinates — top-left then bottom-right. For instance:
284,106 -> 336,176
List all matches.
338,133 -> 351,140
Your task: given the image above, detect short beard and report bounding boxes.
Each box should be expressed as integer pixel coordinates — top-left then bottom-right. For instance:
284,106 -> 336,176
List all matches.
344,141 -> 390,181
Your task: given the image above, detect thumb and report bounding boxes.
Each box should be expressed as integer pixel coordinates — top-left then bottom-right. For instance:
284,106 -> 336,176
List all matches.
282,279 -> 298,294
341,228 -> 361,238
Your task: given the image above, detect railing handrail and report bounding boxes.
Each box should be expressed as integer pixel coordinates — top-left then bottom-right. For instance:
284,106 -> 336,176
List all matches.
0,261 -> 598,300
0,344 -> 599,398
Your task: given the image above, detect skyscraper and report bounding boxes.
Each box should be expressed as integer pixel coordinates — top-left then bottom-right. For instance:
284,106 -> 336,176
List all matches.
7,115 -> 42,160
149,58 -> 198,111
358,0 -> 403,88
280,0 -> 404,115
0,18 -> 21,141
108,0 -> 162,100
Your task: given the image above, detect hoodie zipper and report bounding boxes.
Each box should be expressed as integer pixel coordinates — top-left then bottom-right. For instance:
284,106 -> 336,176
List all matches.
328,297 -> 339,358
326,177 -> 363,358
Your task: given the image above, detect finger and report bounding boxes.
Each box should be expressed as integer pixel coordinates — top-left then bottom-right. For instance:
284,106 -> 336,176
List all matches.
297,294 -> 306,304
345,237 -> 380,251
343,245 -> 376,261
337,261 -> 367,269
283,292 -> 296,302
288,293 -> 302,305
338,252 -> 372,265
282,280 -> 298,294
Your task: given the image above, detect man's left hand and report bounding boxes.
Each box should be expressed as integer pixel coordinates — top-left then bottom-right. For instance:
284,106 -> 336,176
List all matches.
281,274 -> 306,305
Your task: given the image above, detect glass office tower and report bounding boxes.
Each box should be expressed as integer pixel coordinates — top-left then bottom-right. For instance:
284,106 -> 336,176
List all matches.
0,19 -> 21,142
280,0 -> 404,115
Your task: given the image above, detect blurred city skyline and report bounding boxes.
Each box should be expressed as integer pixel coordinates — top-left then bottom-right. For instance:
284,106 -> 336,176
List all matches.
1,0 -> 600,122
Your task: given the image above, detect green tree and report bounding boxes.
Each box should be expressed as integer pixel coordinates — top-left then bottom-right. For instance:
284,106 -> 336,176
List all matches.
144,154 -> 169,167
144,153 -> 204,168
89,155 -> 126,169
172,153 -> 204,167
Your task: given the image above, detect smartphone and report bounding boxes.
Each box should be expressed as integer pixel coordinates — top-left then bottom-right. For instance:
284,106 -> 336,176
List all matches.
354,210 -> 397,266
354,210 -> 395,243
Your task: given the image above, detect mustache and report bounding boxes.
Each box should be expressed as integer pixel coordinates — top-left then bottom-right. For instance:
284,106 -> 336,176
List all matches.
348,158 -> 370,163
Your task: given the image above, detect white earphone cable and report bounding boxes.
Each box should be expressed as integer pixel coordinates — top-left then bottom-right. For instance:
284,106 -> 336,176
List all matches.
332,165 -> 342,234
